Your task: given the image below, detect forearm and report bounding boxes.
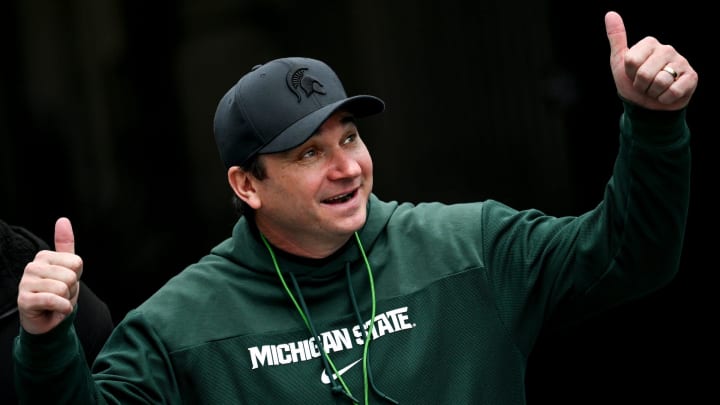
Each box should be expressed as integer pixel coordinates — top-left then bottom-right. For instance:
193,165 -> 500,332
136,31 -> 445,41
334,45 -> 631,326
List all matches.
527,100 -> 691,330
608,101 -> 691,286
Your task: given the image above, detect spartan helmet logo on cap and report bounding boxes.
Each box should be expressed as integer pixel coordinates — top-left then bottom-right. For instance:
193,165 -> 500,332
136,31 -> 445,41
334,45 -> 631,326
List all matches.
286,67 -> 327,103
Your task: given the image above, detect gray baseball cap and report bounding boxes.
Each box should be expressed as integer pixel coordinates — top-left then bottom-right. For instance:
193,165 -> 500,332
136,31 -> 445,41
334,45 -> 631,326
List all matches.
213,57 -> 385,168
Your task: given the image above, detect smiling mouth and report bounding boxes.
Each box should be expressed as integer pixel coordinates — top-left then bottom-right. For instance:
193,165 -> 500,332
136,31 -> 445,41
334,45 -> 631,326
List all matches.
323,189 -> 357,204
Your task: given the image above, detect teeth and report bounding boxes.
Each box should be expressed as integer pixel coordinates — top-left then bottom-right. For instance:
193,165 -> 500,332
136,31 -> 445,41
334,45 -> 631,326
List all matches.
327,192 -> 352,202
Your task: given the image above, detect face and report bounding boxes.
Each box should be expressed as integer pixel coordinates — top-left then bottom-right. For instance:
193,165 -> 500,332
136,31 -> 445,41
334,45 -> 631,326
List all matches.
249,111 -> 373,255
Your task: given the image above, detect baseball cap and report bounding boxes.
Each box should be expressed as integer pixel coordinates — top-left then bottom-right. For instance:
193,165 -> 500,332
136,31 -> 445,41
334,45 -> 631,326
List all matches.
213,57 -> 385,168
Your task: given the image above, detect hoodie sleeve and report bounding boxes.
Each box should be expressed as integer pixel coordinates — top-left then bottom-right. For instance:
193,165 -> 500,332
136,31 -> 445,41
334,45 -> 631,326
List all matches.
14,308 -> 182,404
13,309 -> 100,403
481,100 -> 691,353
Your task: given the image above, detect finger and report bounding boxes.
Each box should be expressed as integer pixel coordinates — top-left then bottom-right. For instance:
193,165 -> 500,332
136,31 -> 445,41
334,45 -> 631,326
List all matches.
628,38 -> 677,93
31,250 -> 83,277
54,217 -> 75,254
646,68 -> 676,98
605,11 -> 627,58
21,276 -> 76,300
657,71 -> 696,105
23,259 -> 81,299
17,290 -> 74,316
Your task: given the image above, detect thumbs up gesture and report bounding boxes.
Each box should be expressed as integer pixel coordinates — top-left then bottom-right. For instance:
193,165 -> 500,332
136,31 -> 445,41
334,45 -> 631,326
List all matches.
604,11 -> 697,111
17,217 -> 84,335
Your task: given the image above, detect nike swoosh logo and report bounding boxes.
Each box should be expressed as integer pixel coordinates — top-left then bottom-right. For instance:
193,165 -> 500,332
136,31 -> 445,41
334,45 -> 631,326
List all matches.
321,358 -> 362,384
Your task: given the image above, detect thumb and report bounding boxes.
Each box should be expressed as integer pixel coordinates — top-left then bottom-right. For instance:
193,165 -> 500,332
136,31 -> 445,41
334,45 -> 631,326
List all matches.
604,11 -> 627,58
54,217 -> 75,254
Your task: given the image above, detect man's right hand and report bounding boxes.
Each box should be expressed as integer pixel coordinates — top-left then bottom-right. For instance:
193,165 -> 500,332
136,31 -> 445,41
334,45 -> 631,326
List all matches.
17,217 -> 83,335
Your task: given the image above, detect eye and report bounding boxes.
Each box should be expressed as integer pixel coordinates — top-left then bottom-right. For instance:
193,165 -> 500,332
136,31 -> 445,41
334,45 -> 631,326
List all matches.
300,148 -> 317,160
343,133 -> 357,145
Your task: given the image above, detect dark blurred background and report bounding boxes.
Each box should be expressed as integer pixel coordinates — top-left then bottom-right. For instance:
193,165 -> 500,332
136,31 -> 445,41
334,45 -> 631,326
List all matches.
1,0 -> 714,403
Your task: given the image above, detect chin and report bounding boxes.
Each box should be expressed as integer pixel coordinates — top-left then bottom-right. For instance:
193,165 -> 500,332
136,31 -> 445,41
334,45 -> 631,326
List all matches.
338,211 -> 367,235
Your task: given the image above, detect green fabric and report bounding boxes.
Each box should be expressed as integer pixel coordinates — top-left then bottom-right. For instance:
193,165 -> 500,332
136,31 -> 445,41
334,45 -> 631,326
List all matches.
14,102 -> 691,404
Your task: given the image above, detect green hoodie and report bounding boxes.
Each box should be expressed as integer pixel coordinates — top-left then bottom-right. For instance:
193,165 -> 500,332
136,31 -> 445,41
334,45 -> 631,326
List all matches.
14,102 -> 691,404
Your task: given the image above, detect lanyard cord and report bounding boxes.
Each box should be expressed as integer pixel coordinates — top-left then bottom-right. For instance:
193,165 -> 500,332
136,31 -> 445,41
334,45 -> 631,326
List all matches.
352,233 -> 377,404
260,232 -> 377,404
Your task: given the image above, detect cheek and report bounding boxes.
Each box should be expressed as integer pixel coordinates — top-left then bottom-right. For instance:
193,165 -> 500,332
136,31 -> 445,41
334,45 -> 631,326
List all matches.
280,171 -> 323,197
360,153 -> 373,177
352,143 -> 373,173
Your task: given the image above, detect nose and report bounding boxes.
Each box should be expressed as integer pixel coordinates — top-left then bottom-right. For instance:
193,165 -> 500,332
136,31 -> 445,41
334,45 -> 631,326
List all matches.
327,148 -> 361,180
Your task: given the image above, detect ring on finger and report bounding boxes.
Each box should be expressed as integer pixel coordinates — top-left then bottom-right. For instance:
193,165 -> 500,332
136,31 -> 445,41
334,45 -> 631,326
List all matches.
662,65 -> 678,80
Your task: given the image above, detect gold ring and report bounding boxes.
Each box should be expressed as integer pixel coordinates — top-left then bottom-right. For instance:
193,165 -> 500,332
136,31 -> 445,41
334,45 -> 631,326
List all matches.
662,65 -> 678,80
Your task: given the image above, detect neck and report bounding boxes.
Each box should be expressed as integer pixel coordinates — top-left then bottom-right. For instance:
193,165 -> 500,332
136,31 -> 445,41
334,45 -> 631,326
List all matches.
255,223 -> 353,259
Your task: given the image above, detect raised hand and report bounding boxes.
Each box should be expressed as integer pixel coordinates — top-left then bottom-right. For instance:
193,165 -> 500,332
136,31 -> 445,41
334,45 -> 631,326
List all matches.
17,217 -> 83,335
605,11 -> 697,111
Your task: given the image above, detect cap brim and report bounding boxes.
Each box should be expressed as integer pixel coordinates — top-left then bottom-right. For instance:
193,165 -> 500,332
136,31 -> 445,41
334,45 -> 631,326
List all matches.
259,95 -> 385,154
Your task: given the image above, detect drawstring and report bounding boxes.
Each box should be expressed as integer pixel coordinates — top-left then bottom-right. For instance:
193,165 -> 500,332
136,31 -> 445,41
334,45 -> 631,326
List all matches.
261,234 -> 358,403
346,262 -> 399,404
289,272 -> 360,403
260,232 -> 398,404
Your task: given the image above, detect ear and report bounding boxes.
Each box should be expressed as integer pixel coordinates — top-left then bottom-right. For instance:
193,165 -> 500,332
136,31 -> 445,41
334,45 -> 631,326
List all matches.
228,166 -> 262,209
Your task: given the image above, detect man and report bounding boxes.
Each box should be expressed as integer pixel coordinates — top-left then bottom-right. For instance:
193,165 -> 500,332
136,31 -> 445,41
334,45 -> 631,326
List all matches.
1,218 -> 114,404
13,11 -> 695,404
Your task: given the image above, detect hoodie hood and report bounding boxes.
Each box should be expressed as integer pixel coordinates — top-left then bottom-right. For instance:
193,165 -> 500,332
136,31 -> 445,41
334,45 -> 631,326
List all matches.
0,220 -> 49,320
214,194 -> 398,278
